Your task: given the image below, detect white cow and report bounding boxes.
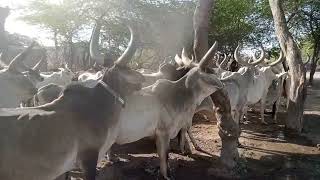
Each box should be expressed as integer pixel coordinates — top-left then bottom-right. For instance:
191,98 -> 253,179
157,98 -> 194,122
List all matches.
234,45 -> 287,124
114,43 -> 224,179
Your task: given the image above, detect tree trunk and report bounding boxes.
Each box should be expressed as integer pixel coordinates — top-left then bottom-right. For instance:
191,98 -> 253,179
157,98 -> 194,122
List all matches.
210,90 -> 240,168
269,0 -> 307,133
309,43 -> 319,85
0,7 -> 9,53
53,30 -> 59,62
193,0 -> 213,62
193,0 -> 239,169
69,40 -> 74,71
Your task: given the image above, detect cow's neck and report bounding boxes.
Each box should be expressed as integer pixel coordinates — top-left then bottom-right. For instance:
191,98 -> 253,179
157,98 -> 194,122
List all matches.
174,75 -> 206,109
102,71 -> 124,98
247,69 -> 269,103
155,76 -> 195,113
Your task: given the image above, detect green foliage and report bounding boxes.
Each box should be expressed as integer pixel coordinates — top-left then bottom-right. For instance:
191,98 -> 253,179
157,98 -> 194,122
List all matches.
20,0 -> 88,42
17,0 -> 320,68
210,0 -> 256,52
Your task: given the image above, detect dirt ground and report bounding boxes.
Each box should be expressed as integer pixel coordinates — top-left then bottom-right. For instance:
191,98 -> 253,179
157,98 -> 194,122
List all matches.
70,71 -> 320,180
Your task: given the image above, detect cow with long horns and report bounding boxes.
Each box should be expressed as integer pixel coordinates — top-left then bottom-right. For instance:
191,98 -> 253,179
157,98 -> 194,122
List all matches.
0,21 -> 145,180
234,45 -> 287,124
0,42 -> 43,108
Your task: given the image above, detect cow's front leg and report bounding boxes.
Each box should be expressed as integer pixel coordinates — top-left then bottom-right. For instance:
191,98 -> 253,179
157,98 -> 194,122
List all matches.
156,130 -> 171,180
240,106 -> 248,123
273,99 -> 280,123
179,129 -> 186,154
80,149 -> 99,180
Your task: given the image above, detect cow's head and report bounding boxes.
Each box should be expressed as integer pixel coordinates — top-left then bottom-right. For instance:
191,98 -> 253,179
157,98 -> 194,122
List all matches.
21,57 -> 45,85
90,20 -> 144,97
22,69 -> 44,85
0,43 -> 38,104
258,51 -> 287,82
158,60 -> 189,81
60,64 -> 75,80
175,42 -> 224,101
234,44 -> 266,70
215,53 -> 229,70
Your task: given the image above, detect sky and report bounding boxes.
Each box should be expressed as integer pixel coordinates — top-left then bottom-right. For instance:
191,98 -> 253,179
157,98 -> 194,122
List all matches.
1,0 -> 61,46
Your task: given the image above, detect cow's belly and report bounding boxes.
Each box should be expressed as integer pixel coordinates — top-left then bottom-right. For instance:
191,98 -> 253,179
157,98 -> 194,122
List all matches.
166,109 -> 194,139
115,94 -> 161,144
0,125 -> 78,180
116,114 -> 158,144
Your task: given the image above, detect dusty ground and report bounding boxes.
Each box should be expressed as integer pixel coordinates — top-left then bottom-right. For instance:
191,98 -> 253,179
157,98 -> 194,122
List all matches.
70,71 -> 320,180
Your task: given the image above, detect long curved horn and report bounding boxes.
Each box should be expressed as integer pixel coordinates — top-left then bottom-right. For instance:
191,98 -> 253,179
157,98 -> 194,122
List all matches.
304,54 -> 311,65
181,48 -> 193,67
114,24 -> 137,66
199,41 -> 218,70
234,44 -> 250,66
248,45 -> 265,66
32,56 -> 45,71
268,51 -> 284,66
8,42 -> 36,71
219,53 -> 229,69
89,20 -> 105,64
174,54 -> 184,67
215,54 -> 222,68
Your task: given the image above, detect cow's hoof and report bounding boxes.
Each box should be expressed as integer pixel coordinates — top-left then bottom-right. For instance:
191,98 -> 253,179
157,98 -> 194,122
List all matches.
237,141 -> 243,148
156,169 -> 174,180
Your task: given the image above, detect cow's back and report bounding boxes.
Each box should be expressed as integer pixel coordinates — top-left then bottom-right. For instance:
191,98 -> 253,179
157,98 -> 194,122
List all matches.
0,107 -> 78,180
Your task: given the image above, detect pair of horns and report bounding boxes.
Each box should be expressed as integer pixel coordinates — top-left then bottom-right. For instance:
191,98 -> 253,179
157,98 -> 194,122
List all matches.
175,41 -> 218,70
8,42 -> 37,71
89,18 -> 137,67
234,44 -> 284,67
215,53 -> 228,69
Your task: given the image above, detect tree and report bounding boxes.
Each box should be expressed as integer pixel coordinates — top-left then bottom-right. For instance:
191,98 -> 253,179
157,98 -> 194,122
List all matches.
300,1 -> 320,85
193,0 -> 239,169
20,0 -> 89,68
269,0 -> 307,132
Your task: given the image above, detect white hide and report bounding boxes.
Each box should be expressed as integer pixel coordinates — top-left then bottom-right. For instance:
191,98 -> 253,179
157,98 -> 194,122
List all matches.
78,71 -> 103,82
36,68 -> 75,88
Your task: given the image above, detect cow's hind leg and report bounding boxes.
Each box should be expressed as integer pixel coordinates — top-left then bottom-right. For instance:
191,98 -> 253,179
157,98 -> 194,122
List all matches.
260,99 -> 268,124
178,128 -> 189,154
273,100 -> 280,123
156,130 -> 171,180
80,149 -> 99,180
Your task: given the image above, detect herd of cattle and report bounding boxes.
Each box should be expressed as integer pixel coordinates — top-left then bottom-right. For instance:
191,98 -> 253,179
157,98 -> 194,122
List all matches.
0,19 -> 310,180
